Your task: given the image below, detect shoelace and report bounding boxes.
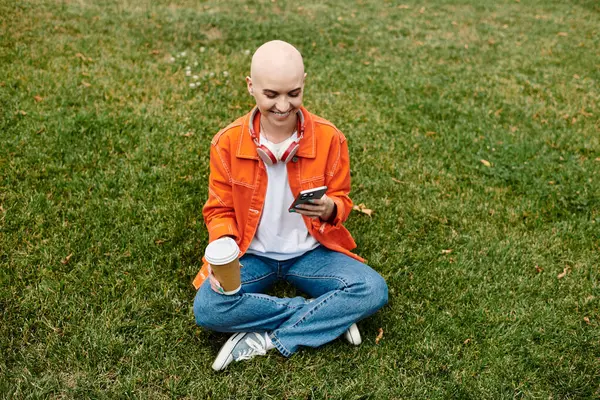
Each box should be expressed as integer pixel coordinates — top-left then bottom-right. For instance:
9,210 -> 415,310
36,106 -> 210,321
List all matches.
234,333 -> 267,361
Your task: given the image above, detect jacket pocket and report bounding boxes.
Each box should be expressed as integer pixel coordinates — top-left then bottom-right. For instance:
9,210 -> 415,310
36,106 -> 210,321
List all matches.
300,175 -> 325,191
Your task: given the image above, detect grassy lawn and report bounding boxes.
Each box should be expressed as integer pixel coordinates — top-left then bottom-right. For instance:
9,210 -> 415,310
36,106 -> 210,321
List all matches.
1,0 -> 599,397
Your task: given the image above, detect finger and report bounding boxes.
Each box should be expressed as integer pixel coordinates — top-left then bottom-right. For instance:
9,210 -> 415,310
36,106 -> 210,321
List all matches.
296,208 -> 325,217
294,207 -> 316,215
294,208 -> 322,217
308,198 -> 325,205
295,204 -> 321,211
209,275 -> 224,294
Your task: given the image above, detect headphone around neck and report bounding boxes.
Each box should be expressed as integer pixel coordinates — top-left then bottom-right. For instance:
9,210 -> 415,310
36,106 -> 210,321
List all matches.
248,108 -> 306,165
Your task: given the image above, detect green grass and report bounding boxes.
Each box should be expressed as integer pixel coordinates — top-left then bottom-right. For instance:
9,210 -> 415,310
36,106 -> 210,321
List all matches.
1,0 -> 599,398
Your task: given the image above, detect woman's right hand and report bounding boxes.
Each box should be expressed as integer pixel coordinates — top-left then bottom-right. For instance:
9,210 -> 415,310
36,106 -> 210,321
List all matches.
207,264 -> 224,294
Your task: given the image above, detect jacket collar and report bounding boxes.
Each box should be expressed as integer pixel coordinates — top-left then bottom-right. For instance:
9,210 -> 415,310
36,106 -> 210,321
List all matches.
236,106 -> 316,160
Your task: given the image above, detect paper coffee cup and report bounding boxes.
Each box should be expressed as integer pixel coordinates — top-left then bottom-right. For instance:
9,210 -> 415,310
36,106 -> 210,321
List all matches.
204,237 -> 241,292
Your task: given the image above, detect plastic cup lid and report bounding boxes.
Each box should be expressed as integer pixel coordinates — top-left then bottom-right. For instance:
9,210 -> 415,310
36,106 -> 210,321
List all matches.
204,237 -> 239,265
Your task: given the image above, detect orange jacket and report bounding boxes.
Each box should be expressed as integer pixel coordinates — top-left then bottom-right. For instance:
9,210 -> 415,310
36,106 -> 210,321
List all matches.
192,106 -> 364,289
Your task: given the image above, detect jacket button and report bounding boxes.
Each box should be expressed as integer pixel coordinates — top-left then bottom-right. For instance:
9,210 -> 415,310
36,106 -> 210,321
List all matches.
292,156 -> 298,163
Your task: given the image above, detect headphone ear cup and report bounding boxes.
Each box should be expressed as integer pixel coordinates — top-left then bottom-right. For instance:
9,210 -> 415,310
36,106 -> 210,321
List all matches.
256,145 -> 278,165
280,142 -> 299,164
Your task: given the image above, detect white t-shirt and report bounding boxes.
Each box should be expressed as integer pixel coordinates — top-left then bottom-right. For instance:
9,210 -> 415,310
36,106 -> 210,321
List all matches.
246,132 -> 320,260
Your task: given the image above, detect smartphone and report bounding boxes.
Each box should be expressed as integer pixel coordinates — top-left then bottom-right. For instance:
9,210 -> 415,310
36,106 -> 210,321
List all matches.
289,186 -> 328,212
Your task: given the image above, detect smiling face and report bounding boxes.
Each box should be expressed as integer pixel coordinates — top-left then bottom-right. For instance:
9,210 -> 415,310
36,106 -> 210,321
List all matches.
246,41 -> 306,136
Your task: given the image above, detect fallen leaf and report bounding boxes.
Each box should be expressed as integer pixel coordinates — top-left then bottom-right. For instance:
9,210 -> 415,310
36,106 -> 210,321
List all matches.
441,249 -> 453,255
463,338 -> 471,345
81,80 -> 91,87
397,4 -> 410,9
75,52 -> 92,62
363,61 -> 371,65
181,131 -> 194,137
583,317 -> 590,325
557,266 -> 569,279
34,95 -> 43,102
36,127 -> 45,134
155,239 -> 167,245
353,203 -> 373,216
419,7 -> 425,13
480,159 -> 492,167
535,265 -> 543,273
17,110 -> 27,116
557,32 -> 568,37
579,108 -> 592,117
595,158 -> 600,162
375,328 -> 384,344
425,131 -> 436,137
573,74 -> 580,79
123,251 -> 131,257
510,126 -> 518,133
61,253 -> 73,265
150,49 -> 160,55
494,108 -> 503,117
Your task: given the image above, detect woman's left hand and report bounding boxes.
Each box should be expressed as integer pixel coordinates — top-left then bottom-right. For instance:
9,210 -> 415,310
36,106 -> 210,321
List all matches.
293,194 -> 335,221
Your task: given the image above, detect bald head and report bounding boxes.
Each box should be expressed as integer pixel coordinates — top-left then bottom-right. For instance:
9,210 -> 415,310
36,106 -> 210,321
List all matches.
250,40 -> 305,84
246,41 -> 307,134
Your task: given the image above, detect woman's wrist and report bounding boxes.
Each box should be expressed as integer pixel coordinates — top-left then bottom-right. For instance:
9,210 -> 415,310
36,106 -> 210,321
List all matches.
320,198 -> 337,223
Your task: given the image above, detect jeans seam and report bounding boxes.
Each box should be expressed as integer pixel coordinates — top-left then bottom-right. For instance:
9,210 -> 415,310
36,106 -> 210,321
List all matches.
244,293 -> 305,310
285,273 -> 349,288
269,333 -> 291,357
242,272 -> 276,285
284,290 -> 339,331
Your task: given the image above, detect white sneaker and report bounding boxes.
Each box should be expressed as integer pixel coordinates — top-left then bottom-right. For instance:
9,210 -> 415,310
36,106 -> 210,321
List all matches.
344,323 -> 362,345
212,332 -> 270,371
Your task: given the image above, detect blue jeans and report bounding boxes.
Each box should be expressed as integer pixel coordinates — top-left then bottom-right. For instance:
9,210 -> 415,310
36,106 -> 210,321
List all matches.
193,246 -> 388,357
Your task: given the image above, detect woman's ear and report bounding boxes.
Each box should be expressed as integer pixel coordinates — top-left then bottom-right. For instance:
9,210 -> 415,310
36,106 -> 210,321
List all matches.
246,76 -> 253,95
